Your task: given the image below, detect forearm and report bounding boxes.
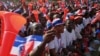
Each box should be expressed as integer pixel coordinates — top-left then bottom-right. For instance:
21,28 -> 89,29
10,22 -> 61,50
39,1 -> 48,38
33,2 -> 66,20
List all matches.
29,41 -> 46,56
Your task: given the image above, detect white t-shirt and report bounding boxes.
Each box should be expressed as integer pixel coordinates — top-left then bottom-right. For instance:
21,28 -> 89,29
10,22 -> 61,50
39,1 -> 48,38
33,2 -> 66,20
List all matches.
78,24 -> 84,32
88,17 -> 92,22
48,33 -> 66,53
75,23 -> 84,36
75,25 -> 83,39
83,17 -> 91,26
63,29 -> 77,46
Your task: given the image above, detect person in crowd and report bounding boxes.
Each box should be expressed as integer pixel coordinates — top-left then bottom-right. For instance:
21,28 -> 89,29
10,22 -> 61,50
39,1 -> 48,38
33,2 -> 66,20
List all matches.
26,22 -> 44,42
74,15 -> 83,40
29,29 -> 56,56
29,23 -> 56,56
82,6 -> 91,27
1,0 -> 100,56
64,19 -> 77,47
62,19 -> 80,56
48,18 -> 67,56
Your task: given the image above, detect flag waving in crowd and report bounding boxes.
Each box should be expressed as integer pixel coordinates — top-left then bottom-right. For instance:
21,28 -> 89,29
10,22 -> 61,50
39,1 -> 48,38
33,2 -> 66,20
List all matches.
0,0 -> 100,56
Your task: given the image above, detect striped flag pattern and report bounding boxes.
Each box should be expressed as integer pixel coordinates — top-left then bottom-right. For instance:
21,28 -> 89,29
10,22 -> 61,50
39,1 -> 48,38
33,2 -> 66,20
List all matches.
10,35 -> 43,56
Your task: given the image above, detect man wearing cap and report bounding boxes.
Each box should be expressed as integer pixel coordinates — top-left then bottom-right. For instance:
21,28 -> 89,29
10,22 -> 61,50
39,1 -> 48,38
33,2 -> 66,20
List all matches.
48,18 -> 67,56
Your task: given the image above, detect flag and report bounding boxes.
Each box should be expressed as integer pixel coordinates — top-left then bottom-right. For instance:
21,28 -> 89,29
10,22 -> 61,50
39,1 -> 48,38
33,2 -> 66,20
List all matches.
26,35 -> 43,50
24,35 -> 43,55
10,35 -> 26,56
10,35 -> 43,56
0,12 -> 26,56
63,8 -> 69,22
32,10 -> 40,23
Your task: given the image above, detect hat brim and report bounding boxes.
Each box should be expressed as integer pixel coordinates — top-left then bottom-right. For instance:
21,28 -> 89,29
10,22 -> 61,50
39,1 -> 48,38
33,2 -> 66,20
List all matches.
54,23 -> 64,27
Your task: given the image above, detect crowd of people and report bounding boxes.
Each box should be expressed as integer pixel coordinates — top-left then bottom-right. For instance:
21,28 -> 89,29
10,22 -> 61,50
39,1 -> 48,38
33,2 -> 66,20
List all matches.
0,0 -> 100,56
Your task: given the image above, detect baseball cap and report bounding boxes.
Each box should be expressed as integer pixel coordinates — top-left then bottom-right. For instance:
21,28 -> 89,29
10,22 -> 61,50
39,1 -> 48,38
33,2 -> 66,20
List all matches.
46,20 -> 52,30
52,18 -> 64,27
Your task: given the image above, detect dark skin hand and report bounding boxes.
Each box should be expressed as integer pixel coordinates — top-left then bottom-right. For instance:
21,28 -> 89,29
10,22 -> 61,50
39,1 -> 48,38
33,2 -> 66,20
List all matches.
29,28 -> 55,56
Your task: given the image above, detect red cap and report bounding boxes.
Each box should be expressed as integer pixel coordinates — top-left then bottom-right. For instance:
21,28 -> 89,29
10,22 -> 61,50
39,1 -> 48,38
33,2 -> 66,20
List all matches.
74,16 -> 83,20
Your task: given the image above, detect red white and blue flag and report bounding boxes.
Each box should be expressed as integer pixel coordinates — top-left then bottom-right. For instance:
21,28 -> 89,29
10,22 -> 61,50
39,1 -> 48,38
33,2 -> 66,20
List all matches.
10,35 -> 43,56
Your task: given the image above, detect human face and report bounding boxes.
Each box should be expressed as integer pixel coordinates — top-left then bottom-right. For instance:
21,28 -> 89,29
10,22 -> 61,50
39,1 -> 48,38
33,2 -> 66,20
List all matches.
54,24 -> 64,34
34,24 -> 44,35
39,17 -> 47,27
75,16 -> 83,24
65,20 -> 74,31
